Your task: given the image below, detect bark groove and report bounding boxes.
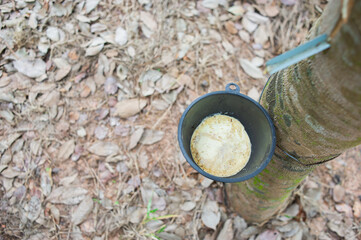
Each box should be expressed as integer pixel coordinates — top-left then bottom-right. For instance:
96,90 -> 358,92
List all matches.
226,0 -> 361,223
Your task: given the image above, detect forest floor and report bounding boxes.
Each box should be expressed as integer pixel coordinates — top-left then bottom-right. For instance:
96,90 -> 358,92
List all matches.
0,0 -> 360,239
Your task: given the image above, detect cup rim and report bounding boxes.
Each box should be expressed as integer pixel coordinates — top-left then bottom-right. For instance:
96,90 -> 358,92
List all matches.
178,89 -> 276,183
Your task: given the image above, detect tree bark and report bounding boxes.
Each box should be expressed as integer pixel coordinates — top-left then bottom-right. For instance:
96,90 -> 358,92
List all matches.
226,0 -> 361,223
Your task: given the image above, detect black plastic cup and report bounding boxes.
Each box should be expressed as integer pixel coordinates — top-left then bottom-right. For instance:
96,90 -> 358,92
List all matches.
178,83 -> 276,183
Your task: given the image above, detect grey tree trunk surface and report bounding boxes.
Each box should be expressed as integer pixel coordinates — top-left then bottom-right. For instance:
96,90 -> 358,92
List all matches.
226,0 -> 361,223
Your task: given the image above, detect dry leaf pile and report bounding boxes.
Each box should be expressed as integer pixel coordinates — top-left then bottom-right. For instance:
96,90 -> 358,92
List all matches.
0,0 -> 360,239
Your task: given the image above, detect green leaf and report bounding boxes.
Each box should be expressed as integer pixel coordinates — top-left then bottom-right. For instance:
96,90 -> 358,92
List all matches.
150,208 -> 158,213
146,192 -> 154,219
156,225 -> 166,234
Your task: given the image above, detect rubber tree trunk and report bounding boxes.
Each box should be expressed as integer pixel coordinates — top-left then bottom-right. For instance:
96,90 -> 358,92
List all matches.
226,0 -> 361,223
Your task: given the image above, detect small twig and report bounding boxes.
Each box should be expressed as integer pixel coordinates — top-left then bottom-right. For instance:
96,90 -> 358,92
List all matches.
82,158 -> 105,190
151,104 -> 172,130
66,223 -> 72,240
0,37 -> 19,60
157,142 -> 172,181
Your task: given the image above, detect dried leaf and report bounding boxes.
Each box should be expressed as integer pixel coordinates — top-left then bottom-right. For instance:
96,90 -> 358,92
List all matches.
246,12 -> 269,24
146,220 -> 164,231
335,203 -> 353,217
0,76 -> 11,88
91,23 -> 107,33
85,0 -> 101,13
73,145 -> 84,161
280,203 -> 299,221
139,129 -> 164,145
251,57 -> 264,67
88,141 -> 119,156
0,133 -> 21,153
217,219 -> 234,240
113,98 -> 147,118
256,230 -> 280,240
225,21 -> 238,34
77,128 -> 87,137
201,200 -> 220,229
49,205 -> 60,223
242,17 -> 258,33
254,25 -> 269,45
114,124 -> 130,137
234,216 -> 248,238
14,185 -> 26,200
0,110 -> 14,123
81,219 -> 96,234
141,25 -> 153,38
176,18 -> 187,32
265,5 -> 280,17
13,59 -> 46,78
27,196 -> 41,222
40,171 -> 52,196
155,74 -> 178,93
333,185 -> 345,202
60,173 -> 78,186
140,11 -> 157,31
277,221 -> 300,238
46,27 -> 63,42
127,46 -> 136,58
128,128 -> 144,150
31,83 -> 56,93
140,70 -> 163,96
153,197 -> 166,211
209,29 -> 222,42
247,87 -> 260,101
228,5 -> 244,16
129,208 -> 145,224
115,27 -> 128,46
58,139 -> 75,161
180,201 -> 196,211
0,92 -> 16,103
281,0 -> 297,5
71,226 -> 83,240
327,220 -> 345,237
104,77 -> 118,95
71,195 -> 93,225
47,186 -> 88,205
80,85 -> 91,98
85,37 -> 105,56
201,177 -> 213,188
76,14 -> 91,23
38,37 -> 50,54
353,200 -> 361,218
239,58 -> 264,79
38,90 -> 60,107
239,30 -> 250,43
30,140 -> 42,155
241,226 -> 260,239
28,12 -> 37,29
138,150 -> 148,169
222,40 -> 234,54
202,0 -> 219,9
0,165 -> 7,173
152,99 -> 169,111
178,74 -> 195,90
1,167 -> 20,178
94,126 -> 109,140
53,58 -> 71,81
